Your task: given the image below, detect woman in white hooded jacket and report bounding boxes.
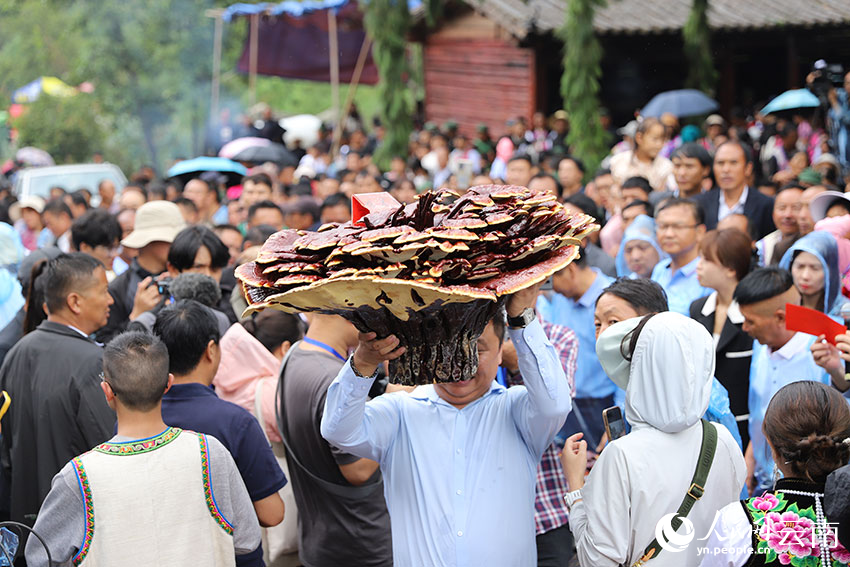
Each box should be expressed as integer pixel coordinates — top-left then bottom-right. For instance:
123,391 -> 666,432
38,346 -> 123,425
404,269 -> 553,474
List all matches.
562,311 -> 747,567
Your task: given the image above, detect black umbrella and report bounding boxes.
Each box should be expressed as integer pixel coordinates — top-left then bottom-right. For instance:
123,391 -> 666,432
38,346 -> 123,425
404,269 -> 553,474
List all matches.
232,143 -> 298,168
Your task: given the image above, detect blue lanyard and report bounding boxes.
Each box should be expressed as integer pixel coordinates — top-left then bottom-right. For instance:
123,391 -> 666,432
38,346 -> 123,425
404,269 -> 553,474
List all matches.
303,337 -> 347,362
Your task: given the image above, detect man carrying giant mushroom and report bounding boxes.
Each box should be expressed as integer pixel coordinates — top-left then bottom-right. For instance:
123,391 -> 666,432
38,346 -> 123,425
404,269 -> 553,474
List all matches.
236,184 -> 598,565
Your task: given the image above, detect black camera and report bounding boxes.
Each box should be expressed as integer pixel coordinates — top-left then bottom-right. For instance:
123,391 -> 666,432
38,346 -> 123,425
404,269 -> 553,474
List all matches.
809,60 -> 845,99
156,278 -> 172,296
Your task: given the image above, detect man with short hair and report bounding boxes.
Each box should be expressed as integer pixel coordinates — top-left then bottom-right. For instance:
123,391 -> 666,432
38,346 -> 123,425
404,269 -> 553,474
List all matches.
756,184 -> 803,266
113,208 -> 137,276
282,314 -> 392,567
283,197 -> 321,231
97,200 -> 186,343
0,253 -> 116,524
651,198 -> 710,315
240,173 -> 275,209
322,285 -> 571,566
184,177 -> 225,226
97,179 -> 119,214
320,193 -> 352,225
693,140 -> 775,238
42,198 -> 74,252
670,142 -> 712,199
528,173 -> 563,200
620,176 -> 651,204
71,209 -> 122,281
557,156 -> 584,197
621,200 -> 652,227
735,267 -> 831,494
797,185 -> 829,235
248,200 -> 285,231
154,300 -> 287,566
25,330 -> 262,565
506,155 -> 535,187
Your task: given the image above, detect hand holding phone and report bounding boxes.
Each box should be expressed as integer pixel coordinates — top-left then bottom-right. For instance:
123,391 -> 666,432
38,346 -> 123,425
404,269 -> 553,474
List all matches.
602,406 -> 626,442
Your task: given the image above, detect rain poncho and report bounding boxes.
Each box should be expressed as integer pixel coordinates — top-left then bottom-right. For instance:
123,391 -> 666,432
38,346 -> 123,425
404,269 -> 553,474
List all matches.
0,223 -> 25,330
614,214 -> 667,278
569,312 -> 746,567
779,230 -> 850,317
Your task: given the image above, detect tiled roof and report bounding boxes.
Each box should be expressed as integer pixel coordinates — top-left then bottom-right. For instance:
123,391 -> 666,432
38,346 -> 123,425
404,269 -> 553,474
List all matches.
464,0 -> 850,37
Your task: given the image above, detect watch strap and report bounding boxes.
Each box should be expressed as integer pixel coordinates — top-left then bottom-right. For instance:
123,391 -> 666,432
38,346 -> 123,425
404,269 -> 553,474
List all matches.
507,307 -> 535,329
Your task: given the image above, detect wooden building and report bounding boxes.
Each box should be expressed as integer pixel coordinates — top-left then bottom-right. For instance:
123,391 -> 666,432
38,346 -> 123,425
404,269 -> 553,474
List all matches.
411,0 -> 850,135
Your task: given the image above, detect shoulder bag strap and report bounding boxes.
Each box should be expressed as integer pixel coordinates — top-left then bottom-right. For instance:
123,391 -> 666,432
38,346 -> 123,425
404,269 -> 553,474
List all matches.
275,341 -> 382,499
632,419 -> 718,567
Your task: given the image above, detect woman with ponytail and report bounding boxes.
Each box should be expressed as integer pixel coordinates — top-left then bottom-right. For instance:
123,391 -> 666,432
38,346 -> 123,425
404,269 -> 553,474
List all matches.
700,380 -> 850,566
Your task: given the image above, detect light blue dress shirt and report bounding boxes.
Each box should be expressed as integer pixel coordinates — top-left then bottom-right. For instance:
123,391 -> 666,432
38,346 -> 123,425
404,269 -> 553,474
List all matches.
537,268 -> 618,401
650,256 -> 710,316
748,332 -> 829,492
321,319 -> 571,567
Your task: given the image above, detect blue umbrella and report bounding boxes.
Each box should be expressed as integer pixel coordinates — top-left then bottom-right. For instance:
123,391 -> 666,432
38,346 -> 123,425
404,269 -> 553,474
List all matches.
166,156 -> 247,178
640,89 -> 719,118
760,89 -> 821,115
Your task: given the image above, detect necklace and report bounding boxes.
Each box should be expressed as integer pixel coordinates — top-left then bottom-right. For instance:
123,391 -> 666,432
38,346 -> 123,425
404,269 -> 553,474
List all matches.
303,337 -> 347,362
778,488 -> 831,566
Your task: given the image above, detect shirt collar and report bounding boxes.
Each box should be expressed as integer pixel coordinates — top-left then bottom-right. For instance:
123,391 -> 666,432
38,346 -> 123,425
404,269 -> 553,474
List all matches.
700,291 -> 744,324
770,332 -> 812,360
410,380 -> 505,406
577,268 -> 606,307
661,255 -> 699,277
165,382 -> 217,397
719,185 -> 749,209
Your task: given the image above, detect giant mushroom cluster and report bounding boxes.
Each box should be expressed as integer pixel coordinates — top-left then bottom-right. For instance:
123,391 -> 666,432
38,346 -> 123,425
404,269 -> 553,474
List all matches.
237,184 -> 599,385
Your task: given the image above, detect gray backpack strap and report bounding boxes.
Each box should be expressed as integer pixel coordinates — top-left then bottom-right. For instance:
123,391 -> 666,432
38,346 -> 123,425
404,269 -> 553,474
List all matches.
275,341 -> 382,499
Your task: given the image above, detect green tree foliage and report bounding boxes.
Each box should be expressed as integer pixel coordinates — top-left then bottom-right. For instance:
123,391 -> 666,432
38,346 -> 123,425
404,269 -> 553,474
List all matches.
363,0 -> 413,170
560,0 -> 608,177
15,94 -> 104,163
683,0 -> 717,95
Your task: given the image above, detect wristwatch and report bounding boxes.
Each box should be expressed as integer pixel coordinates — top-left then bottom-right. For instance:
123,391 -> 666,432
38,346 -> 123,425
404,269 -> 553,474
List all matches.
507,307 -> 536,329
563,489 -> 583,510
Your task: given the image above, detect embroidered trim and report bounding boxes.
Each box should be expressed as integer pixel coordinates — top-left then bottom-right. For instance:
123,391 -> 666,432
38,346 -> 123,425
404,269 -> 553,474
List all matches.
93,427 -> 181,455
199,434 -> 234,535
71,457 -> 94,566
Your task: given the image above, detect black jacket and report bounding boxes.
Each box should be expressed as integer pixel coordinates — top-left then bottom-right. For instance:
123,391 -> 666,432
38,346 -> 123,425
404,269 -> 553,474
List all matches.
0,321 -> 115,523
690,293 -> 753,447
692,187 -> 775,240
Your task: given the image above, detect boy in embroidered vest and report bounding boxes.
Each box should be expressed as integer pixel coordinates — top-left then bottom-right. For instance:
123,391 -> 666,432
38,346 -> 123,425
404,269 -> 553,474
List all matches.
25,331 -> 262,567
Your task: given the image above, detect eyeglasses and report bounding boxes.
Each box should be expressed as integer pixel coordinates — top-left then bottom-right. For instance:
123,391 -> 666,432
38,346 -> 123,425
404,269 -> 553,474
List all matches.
657,223 -> 698,232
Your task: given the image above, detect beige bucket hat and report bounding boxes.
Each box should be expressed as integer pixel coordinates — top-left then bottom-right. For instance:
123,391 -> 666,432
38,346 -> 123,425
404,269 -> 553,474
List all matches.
121,201 -> 186,249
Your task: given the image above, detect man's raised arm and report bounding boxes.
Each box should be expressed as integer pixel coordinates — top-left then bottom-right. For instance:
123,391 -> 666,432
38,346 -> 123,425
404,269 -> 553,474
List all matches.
320,333 -> 407,462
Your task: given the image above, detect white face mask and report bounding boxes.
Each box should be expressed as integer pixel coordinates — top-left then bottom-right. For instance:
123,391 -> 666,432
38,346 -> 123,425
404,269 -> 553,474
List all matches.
595,316 -> 644,390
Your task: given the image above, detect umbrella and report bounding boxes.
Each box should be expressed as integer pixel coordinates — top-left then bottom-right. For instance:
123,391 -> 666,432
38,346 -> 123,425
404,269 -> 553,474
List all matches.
640,89 -> 719,118
15,147 -> 55,167
281,114 -> 322,148
761,89 -> 821,115
166,156 -> 247,186
218,136 -> 271,159
12,76 -> 78,104
232,143 -> 298,168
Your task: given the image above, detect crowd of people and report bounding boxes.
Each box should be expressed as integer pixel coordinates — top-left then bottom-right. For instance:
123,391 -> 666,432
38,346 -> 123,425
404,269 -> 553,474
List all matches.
0,75 -> 850,566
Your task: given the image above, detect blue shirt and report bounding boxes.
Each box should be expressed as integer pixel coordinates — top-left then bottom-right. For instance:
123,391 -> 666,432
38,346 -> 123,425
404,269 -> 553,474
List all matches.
537,268 -> 618,400
748,333 -> 828,492
321,319 -> 571,567
651,256 -> 710,316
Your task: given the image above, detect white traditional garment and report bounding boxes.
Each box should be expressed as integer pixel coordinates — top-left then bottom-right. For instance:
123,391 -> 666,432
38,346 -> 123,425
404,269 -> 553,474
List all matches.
72,428 -> 236,567
570,312 -> 747,567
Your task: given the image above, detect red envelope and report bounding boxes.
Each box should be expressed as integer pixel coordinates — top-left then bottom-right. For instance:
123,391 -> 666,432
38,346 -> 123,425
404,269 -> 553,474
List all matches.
785,303 -> 847,345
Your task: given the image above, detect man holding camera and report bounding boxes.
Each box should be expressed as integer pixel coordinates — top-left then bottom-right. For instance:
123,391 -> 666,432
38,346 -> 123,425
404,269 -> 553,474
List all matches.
96,200 -> 185,343
828,72 -> 850,182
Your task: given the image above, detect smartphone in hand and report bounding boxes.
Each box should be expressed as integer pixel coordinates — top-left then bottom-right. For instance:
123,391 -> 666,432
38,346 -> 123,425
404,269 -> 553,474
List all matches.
603,406 -> 626,441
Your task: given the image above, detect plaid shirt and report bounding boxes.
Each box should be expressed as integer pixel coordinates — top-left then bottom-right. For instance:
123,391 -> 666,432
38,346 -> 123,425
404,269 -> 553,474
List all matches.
506,319 -> 578,535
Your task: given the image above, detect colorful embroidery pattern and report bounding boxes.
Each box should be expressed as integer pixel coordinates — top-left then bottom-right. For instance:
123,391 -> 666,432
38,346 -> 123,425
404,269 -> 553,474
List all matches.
198,434 -> 234,535
93,427 -> 181,455
744,492 -> 850,566
71,457 -> 94,566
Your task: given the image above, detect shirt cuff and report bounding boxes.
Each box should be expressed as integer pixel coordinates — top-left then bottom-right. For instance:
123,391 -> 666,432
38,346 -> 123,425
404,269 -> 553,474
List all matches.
507,317 -> 547,353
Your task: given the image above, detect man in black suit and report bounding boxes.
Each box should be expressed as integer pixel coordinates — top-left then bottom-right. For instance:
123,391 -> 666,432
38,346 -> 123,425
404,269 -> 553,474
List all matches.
692,141 -> 775,239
